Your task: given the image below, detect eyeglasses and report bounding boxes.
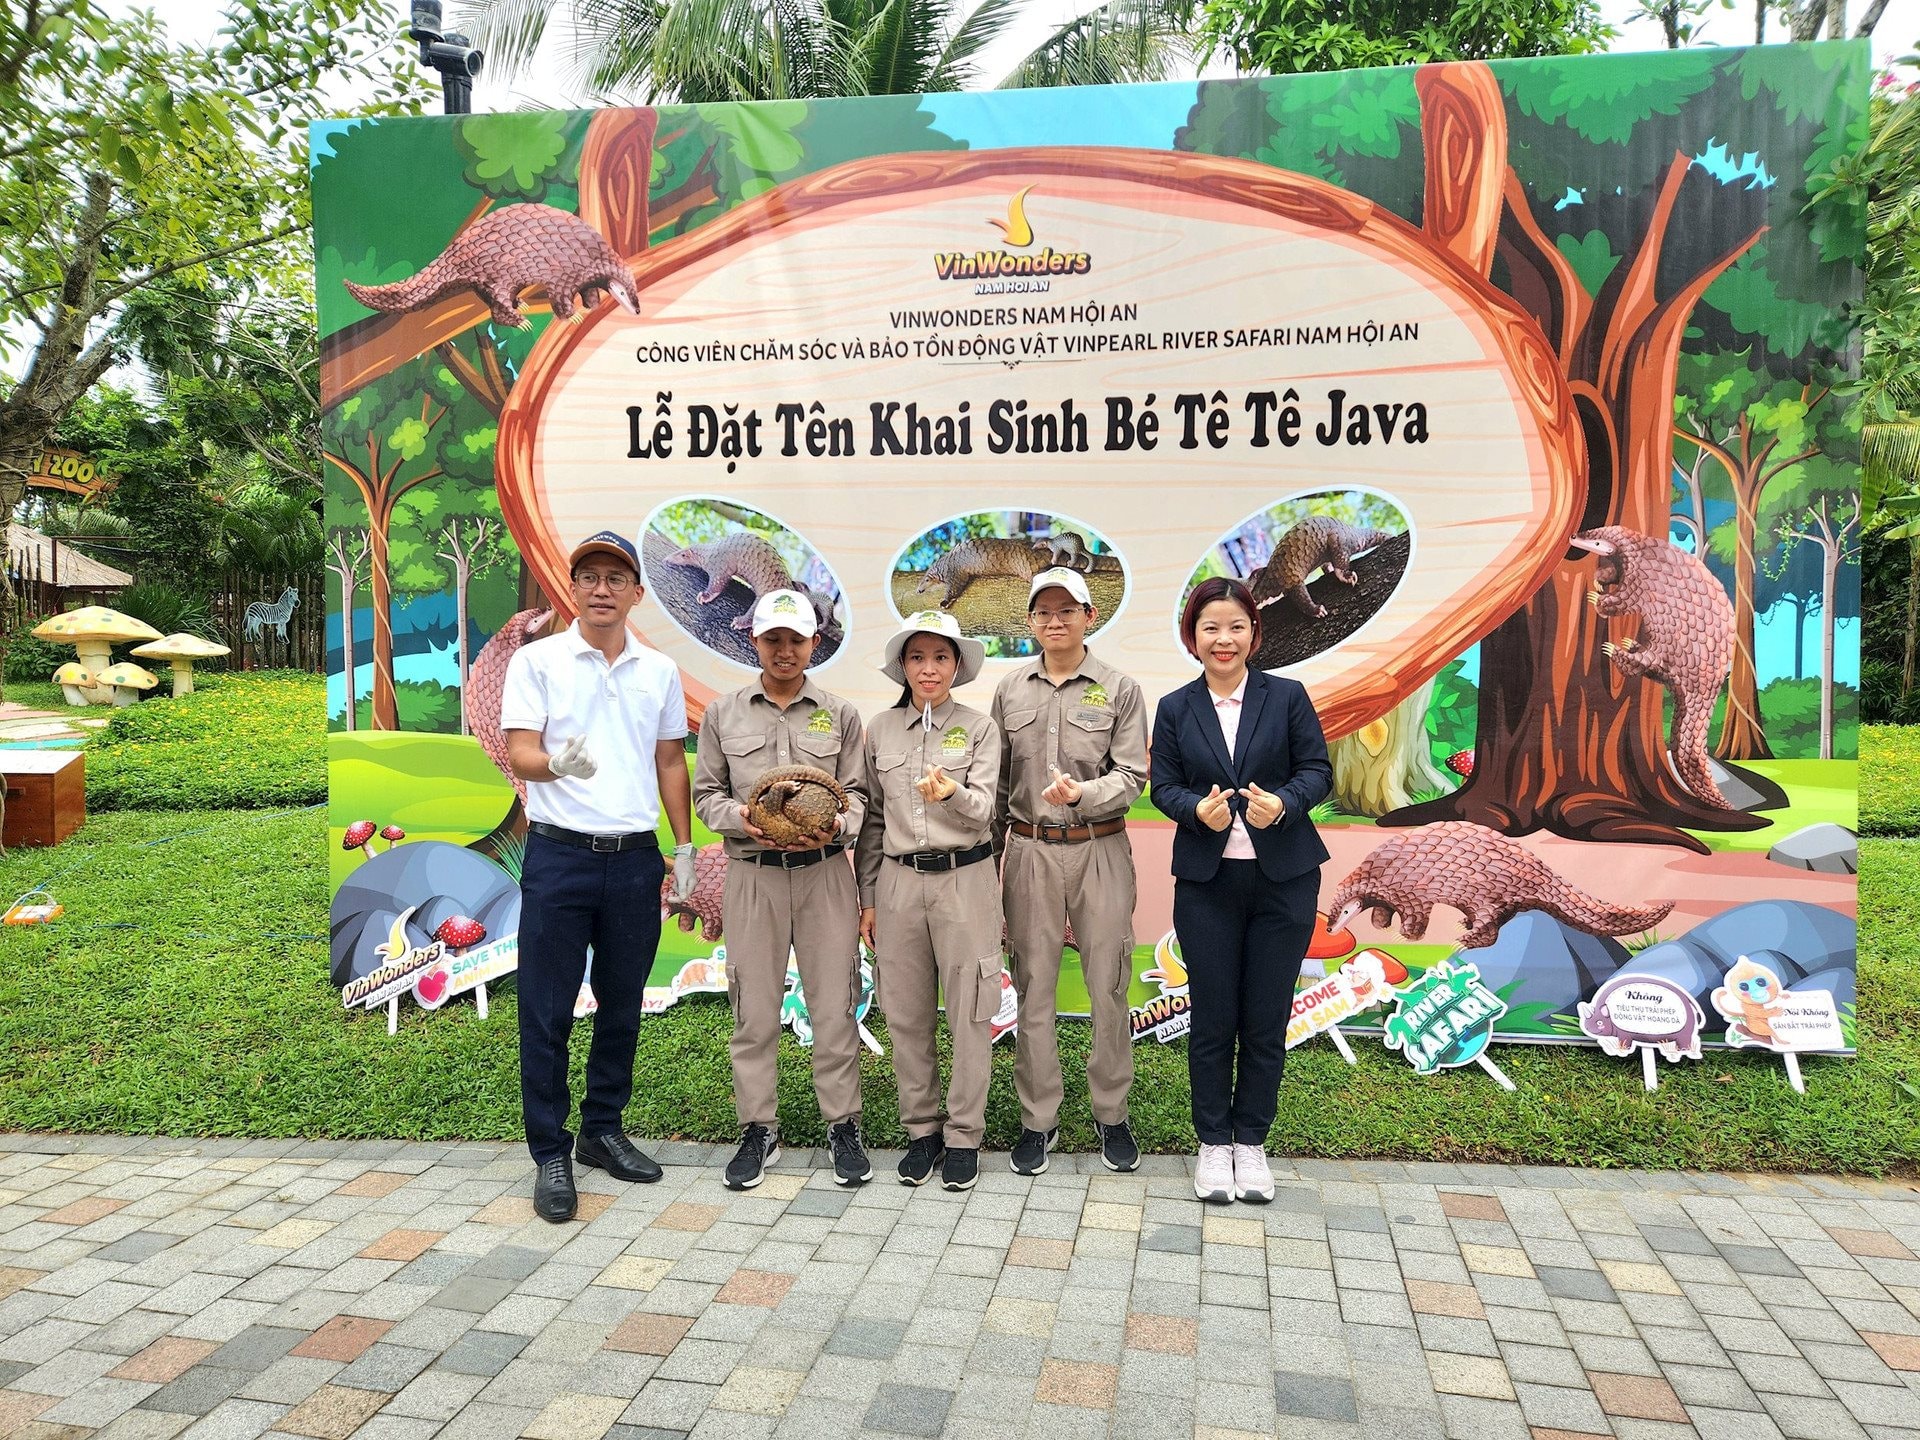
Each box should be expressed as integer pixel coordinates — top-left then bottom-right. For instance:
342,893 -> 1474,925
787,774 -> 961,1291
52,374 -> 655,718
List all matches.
572,571 -> 633,592
1032,608 -> 1085,624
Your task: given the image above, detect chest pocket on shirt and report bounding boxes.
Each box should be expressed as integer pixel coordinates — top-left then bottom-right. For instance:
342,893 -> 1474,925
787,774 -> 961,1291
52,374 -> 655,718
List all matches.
874,751 -> 909,800
1001,706 -> 1041,760
721,732 -> 770,793
1065,708 -> 1114,764
795,732 -> 841,764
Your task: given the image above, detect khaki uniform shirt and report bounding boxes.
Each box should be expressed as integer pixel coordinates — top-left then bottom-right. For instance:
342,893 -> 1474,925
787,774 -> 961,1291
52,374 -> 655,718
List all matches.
991,648 -> 1147,833
693,678 -> 867,859
856,699 -> 1001,906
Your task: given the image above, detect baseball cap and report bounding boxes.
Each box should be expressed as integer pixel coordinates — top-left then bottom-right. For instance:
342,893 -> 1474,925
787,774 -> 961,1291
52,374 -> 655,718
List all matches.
1028,567 -> 1092,609
750,588 -> 818,639
568,530 -> 640,575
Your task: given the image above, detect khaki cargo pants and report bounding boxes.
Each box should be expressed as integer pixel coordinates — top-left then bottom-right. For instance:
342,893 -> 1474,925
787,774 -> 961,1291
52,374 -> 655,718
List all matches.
874,857 -> 1004,1148
724,852 -> 863,1130
1003,830 -> 1136,1131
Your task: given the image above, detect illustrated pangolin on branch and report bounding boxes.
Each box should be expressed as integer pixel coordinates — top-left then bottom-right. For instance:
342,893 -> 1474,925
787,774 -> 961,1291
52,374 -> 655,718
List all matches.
343,203 -> 640,330
663,844 -> 729,941
1252,516 -> 1398,620
914,537 -> 1050,608
1568,525 -> 1735,810
1326,822 -> 1674,949
466,608 -> 553,801
747,765 -> 848,848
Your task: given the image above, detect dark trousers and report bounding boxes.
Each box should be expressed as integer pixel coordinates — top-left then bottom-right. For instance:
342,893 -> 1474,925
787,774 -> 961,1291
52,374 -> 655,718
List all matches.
516,832 -> 665,1164
1172,861 -> 1319,1146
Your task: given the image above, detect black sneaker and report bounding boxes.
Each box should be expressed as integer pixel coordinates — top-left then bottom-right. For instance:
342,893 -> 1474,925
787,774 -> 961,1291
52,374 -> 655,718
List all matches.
828,1119 -> 872,1186
941,1147 -> 980,1191
897,1134 -> 945,1186
1098,1120 -> 1140,1173
1009,1126 -> 1058,1176
724,1124 -> 779,1191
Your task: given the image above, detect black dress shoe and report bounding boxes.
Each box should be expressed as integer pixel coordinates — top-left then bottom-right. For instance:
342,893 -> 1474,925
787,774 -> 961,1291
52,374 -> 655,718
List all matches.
533,1155 -> 577,1223
576,1132 -> 663,1183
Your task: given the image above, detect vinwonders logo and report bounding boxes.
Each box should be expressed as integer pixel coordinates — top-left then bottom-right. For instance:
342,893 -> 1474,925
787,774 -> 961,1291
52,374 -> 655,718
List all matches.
933,186 -> 1092,282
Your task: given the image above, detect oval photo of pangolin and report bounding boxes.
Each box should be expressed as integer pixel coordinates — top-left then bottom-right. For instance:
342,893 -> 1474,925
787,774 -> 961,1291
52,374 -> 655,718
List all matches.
1180,489 -> 1412,670
642,498 -> 848,670
889,510 -> 1125,658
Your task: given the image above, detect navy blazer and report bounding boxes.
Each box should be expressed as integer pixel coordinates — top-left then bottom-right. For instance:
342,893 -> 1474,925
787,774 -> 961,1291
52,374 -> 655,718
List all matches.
1149,670 -> 1333,883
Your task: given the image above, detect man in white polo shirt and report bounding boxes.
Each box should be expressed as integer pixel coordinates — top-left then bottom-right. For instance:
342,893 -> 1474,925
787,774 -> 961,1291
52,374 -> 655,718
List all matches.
502,530 -> 696,1222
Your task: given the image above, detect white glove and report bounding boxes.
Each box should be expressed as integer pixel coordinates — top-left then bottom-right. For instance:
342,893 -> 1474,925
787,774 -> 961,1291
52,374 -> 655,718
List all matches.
672,844 -> 697,902
548,734 -> 597,780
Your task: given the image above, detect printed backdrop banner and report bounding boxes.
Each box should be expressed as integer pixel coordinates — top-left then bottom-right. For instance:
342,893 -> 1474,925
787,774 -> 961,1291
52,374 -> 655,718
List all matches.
319,45 -> 1864,1051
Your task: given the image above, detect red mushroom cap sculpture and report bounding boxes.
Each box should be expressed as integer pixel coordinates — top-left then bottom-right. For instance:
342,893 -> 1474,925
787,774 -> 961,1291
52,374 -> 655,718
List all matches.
342,820 -> 378,860
433,915 -> 486,951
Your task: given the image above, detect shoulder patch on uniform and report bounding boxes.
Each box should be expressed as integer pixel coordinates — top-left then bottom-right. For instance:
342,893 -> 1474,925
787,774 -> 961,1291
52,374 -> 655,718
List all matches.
806,707 -> 834,733
1081,682 -> 1109,708
940,724 -> 969,755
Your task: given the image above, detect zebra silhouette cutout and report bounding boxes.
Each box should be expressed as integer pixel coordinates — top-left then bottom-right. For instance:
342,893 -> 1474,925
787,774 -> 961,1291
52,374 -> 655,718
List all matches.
245,585 -> 299,643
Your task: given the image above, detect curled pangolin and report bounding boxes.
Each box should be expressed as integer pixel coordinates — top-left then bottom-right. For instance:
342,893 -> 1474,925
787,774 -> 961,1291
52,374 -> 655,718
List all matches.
343,203 -> 639,330
914,537 -> 1050,608
1327,822 -> 1674,949
747,765 -> 848,847
1252,516 -> 1397,620
1570,525 -> 1735,810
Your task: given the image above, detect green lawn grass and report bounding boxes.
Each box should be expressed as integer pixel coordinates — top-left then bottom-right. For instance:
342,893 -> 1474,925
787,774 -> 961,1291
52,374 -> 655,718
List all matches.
3,797 -> 1911,1171
1863,726 -> 1920,837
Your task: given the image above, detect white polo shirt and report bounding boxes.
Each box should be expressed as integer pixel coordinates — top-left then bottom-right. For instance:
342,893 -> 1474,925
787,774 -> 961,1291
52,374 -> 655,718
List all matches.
501,621 -> 689,835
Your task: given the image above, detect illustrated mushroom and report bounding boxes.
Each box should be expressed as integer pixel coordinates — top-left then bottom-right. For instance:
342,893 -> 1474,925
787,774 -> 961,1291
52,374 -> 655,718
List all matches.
433,915 -> 486,952
130,633 -> 231,697
94,662 -> 158,707
31,607 -> 163,703
52,662 -> 93,706
342,820 -> 378,860
380,824 -> 407,850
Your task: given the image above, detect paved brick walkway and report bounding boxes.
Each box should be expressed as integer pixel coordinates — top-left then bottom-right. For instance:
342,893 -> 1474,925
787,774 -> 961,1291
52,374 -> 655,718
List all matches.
2,1136 -> 1918,1440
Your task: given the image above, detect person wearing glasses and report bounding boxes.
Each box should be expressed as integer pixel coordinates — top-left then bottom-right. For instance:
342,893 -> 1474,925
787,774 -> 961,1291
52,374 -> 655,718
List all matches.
1149,576 -> 1332,1205
856,610 -> 1004,1192
694,589 -> 873,1191
991,567 -> 1149,1176
502,531 -> 698,1222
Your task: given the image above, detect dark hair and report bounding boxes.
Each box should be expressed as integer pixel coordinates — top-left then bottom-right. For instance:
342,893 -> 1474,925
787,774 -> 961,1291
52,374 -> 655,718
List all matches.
890,633 -> 960,708
1179,577 -> 1261,656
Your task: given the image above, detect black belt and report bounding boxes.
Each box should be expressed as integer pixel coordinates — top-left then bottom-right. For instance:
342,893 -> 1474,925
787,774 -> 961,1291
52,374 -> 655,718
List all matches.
529,821 -> 658,854
747,844 -> 847,869
891,842 -> 995,873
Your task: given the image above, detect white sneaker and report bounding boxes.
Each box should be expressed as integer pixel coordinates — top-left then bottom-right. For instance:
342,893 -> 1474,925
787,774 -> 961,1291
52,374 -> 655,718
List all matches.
1233,1143 -> 1275,1204
1194,1143 -> 1235,1204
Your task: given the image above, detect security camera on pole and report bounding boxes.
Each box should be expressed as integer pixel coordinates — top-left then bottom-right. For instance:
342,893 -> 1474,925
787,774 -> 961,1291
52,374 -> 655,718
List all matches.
407,1 -> 483,114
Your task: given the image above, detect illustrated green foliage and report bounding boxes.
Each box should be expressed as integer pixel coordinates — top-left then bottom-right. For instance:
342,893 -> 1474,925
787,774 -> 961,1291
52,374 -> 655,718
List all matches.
1504,50 -> 1719,146
345,680 -> 465,732
1424,657 -> 1478,774
1554,231 -> 1620,298
455,112 -> 579,200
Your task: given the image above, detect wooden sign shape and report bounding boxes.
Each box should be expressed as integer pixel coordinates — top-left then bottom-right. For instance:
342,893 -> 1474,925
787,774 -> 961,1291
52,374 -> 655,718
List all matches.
496,147 -> 1583,738
1710,955 -> 1846,1095
1577,974 -> 1704,1091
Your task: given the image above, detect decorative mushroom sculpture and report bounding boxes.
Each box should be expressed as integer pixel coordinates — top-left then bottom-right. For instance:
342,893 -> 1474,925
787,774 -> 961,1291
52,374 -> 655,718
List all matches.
434,915 -> 486,951
342,820 -> 378,861
31,608 -> 163,704
52,662 -> 93,706
380,824 -> 406,850
130,633 -> 230,697
94,662 -> 158,707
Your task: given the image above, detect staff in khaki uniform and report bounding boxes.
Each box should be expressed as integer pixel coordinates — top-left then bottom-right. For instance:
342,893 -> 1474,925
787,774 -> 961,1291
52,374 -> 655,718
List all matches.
992,567 -> 1149,1175
856,609 -> 1004,1193
693,590 -> 873,1192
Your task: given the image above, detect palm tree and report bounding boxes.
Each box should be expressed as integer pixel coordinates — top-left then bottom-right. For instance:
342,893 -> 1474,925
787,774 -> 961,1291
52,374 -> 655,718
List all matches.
458,0 -> 1197,104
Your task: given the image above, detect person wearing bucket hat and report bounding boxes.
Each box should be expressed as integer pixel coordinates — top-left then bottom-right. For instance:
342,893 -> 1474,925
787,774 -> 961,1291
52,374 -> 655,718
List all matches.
992,566 -> 1149,1176
694,589 -> 873,1191
856,609 -> 1004,1191
501,529 -> 697,1222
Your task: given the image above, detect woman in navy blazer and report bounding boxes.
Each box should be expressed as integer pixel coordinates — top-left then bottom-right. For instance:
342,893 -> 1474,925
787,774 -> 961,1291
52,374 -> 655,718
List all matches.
1149,577 -> 1332,1204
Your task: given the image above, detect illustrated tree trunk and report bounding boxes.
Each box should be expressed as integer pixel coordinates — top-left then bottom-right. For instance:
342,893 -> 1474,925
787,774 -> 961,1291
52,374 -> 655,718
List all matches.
1821,540 -> 1837,758
1329,681 -> 1452,817
1720,479 -> 1773,758
1389,66 -> 1769,850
